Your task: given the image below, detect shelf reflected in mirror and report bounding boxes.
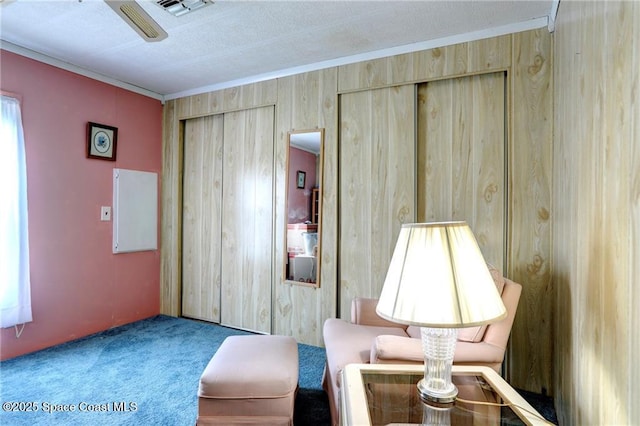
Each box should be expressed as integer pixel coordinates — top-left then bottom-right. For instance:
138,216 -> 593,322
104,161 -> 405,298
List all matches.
284,129 -> 324,287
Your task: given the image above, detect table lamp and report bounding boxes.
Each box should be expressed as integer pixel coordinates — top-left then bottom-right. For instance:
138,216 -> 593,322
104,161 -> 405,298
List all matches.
376,222 -> 506,403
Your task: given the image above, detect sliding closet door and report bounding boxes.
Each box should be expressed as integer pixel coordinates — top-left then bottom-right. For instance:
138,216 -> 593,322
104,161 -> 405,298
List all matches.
338,85 -> 415,317
220,106 -> 275,333
182,114 -> 224,322
417,72 -> 506,270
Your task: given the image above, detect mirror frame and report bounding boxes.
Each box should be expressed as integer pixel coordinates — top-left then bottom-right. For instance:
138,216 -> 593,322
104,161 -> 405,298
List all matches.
283,128 -> 325,288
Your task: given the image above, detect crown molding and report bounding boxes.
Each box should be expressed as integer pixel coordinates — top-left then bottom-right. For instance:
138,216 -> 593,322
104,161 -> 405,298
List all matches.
0,41 -> 164,102
164,16 -> 548,100
1,14 -> 549,103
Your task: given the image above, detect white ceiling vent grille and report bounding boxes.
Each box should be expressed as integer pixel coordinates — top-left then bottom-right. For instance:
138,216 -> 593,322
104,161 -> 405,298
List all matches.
156,0 -> 211,17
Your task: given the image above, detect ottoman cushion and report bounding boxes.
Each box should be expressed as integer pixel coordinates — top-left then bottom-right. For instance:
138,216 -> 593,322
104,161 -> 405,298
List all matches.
197,335 -> 299,425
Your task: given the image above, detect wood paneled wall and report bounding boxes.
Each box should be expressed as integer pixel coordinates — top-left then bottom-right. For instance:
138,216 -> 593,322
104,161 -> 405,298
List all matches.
553,2 -> 640,424
161,82 -> 278,316
274,70 -> 338,343
339,86 -> 416,314
337,35 -> 511,92
335,30 -> 552,392
508,29 -> 553,394
417,72 -> 506,270
219,106 -> 275,333
161,29 -> 553,393
182,115 -> 223,322
182,107 -> 276,334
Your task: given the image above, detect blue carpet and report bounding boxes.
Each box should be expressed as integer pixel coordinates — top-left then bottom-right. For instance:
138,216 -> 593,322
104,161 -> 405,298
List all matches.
0,315 -> 331,426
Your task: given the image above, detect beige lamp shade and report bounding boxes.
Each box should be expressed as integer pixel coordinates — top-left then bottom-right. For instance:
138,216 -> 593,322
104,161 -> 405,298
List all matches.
376,222 -> 506,328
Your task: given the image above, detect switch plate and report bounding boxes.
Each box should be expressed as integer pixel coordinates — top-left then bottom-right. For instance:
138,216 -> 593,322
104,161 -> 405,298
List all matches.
101,206 -> 111,221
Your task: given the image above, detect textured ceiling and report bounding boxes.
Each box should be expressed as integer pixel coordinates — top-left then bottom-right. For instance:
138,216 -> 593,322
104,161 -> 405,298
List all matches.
0,1 -> 554,99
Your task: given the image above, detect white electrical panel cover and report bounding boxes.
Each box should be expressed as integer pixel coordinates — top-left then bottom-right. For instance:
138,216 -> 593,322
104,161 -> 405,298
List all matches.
112,168 -> 158,253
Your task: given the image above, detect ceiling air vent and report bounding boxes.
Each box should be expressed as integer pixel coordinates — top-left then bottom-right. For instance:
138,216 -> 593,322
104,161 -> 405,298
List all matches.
156,0 -> 211,17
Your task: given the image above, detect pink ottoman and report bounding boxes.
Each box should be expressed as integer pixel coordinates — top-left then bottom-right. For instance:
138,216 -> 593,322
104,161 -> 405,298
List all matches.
197,335 -> 299,426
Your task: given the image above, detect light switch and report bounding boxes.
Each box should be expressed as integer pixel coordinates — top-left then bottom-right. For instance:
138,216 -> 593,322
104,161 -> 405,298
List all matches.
101,206 -> 111,221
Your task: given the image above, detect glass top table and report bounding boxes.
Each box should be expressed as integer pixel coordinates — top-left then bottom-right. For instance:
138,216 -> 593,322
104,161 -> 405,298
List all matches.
340,364 -> 548,426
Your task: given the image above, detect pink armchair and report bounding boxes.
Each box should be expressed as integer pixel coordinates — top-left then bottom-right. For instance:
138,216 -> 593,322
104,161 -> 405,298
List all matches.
321,267 -> 522,425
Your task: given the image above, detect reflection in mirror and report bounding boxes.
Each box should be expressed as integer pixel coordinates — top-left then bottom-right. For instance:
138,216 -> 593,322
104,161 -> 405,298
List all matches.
284,129 -> 324,287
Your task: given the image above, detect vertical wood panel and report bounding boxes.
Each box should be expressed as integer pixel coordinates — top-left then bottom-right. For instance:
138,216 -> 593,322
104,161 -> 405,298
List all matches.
221,106 -> 274,333
508,28 -> 553,391
182,115 -> 223,322
468,35 -> 511,72
340,90 -> 372,313
387,53 -> 414,86
414,43 -> 468,81
417,80 -> 454,220
274,69 -> 338,346
160,100 -> 182,316
472,73 -> 505,263
175,97 -> 191,120
189,92 -> 212,118
631,4 -> 640,422
553,1 -> 639,424
417,73 -> 505,269
339,85 -> 415,317
338,58 -> 388,92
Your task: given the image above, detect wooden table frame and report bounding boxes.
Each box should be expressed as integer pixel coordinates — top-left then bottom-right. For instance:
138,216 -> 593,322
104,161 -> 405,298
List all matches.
340,364 -> 550,426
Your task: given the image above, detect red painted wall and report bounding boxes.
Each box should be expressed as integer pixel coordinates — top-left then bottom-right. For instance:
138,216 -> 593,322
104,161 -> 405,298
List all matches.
287,146 -> 317,223
0,50 -> 162,360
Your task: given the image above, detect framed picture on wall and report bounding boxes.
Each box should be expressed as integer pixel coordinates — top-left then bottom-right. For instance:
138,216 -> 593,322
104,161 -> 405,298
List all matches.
297,171 -> 306,188
87,122 -> 118,161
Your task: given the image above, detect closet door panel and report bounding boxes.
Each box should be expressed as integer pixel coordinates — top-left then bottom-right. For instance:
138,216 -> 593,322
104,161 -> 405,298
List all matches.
417,72 -> 505,269
182,114 -> 224,322
221,106 -> 275,333
339,85 -> 415,317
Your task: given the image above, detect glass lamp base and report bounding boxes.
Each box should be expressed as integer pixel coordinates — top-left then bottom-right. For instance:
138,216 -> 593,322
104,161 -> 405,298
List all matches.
418,327 -> 459,404
421,399 -> 453,425
417,378 -> 458,403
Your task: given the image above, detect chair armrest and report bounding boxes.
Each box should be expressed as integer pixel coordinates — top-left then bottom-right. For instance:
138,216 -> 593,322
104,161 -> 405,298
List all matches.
370,335 -> 424,364
453,340 -> 505,364
483,279 -> 522,349
351,298 -> 406,328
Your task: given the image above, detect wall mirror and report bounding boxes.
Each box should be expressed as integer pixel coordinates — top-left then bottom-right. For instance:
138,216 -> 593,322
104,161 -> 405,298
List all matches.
284,129 -> 324,287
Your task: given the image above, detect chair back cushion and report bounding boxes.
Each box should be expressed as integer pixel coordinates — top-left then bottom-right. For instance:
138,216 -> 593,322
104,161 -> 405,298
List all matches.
397,266 -> 507,344
406,326 -> 421,339
457,266 -> 506,343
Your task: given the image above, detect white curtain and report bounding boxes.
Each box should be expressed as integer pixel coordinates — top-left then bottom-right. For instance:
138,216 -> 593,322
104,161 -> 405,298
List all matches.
0,95 -> 32,328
